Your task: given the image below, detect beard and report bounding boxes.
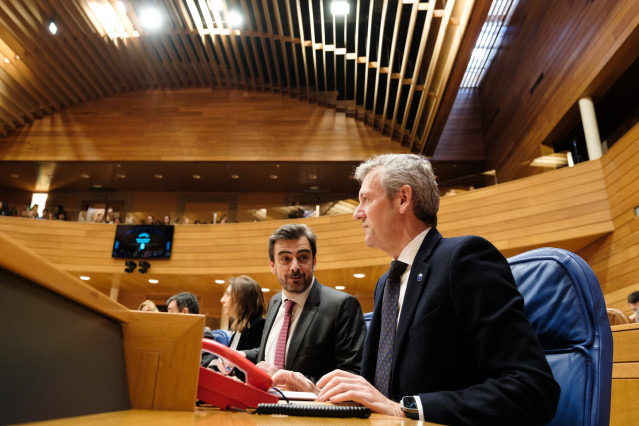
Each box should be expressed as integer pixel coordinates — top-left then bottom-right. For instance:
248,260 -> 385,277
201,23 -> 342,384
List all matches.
279,271 -> 313,294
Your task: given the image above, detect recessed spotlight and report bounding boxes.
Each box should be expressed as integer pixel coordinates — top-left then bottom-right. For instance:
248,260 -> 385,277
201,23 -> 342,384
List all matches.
228,10 -> 243,27
261,288 -> 270,292
15,55 -> 20,60
80,173 -> 90,179
3,57 -> 9,64
154,174 -> 163,179
230,174 -> 239,179
79,276 -> 91,281
269,174 -> 278,180
335,285 -> 346,290
308,174 -> 317,180
92,184 -> 103,189
331,1 -> 350,16
139,7 -> 163,31
116,173 -> 126,179
353,273 -> 365,278
192,174 -> 201,179
148,279 -> 159,284
215,279 -> 225,284
9,173 -> 19,178
48,21 -> 58,35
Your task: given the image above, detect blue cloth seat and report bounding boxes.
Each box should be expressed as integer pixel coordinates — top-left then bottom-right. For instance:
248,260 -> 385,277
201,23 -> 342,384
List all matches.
508,247 -> 613,426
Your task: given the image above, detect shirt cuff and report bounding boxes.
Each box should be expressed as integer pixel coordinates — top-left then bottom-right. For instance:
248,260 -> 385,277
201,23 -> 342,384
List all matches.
414,395 -> 425,422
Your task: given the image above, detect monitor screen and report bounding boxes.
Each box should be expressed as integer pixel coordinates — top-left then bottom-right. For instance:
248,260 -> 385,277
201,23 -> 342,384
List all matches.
112,225 -> 174,259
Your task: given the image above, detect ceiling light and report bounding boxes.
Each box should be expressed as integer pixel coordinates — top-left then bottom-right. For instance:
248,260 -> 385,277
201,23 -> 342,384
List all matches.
215,279 -> 225,284
228,10 -> 243,27
230,174 -> 239,179
353,273 -> 365,278
154,174 -> 163,179
10,174 -> 18,178
116,173 -> 126,179
79,276 -> 91,281
335,285 -> 346,290
116,1 -> 126,13
148,279 -> 159,284
48,21 -> 58,34
331,1 -> 350,16
92,184 -> 103,189
81,173 -> 90,179
261,288 -> 270,292
269,174 -> 278,180
192,174 -> 201,179
3,58 -> 9,64
139,7 -> 163,31
308,174 -> 317,180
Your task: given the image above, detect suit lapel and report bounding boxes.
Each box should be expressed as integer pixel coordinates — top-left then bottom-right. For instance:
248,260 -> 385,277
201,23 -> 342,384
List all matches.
259,293 -> 282,361
393,228 -> 442,362
285,280 -> 322,368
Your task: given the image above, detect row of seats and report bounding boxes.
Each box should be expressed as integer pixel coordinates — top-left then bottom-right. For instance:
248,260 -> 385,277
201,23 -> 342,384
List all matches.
208,248 -> 613,426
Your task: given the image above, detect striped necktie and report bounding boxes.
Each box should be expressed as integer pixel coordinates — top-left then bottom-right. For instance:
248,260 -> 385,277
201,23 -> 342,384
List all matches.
374,260 -> 408,397
273,299 -> 295,369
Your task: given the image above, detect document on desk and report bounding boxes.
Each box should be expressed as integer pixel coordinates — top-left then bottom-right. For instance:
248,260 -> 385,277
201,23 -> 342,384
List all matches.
268,389 -> 318,400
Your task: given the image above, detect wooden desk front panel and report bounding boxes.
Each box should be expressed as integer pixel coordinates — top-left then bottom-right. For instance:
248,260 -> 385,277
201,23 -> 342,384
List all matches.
610,323 -> 639,426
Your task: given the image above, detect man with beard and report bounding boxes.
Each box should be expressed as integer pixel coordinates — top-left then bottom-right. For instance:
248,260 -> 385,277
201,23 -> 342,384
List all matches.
241,223 -> 367,383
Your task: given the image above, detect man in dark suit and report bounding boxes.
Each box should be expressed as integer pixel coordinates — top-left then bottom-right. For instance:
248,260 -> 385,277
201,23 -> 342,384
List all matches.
276,154 -> 560,425
242,223 -> 366,383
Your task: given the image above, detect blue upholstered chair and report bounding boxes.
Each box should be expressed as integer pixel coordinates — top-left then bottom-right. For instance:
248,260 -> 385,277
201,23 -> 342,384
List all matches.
208,329 -> 232,346
508,247 -> 613,426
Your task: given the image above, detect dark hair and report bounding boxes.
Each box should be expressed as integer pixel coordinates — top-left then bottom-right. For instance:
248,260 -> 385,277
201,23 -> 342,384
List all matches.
268,223 -> 317,262
226,275 -> 266,333
166,292 -> 199,314
628,291 -> 639,304
354,153 -> 440,227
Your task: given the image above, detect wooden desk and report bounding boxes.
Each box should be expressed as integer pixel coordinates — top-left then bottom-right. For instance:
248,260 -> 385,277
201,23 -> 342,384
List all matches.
22,408 -> 436,425
610,323 -> 639,426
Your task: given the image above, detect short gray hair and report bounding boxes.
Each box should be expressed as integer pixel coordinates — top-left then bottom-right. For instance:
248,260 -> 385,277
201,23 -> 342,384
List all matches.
354,154 -> 440,226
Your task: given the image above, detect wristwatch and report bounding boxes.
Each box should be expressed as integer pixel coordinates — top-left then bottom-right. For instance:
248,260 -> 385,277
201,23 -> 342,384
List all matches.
400,396 -> 420,420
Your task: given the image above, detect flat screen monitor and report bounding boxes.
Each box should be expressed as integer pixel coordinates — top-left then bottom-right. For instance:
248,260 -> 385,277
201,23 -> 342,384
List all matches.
112,225 -> 174,259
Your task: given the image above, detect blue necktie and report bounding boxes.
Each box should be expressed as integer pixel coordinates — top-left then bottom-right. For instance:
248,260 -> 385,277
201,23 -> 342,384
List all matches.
374,260 -> 408,397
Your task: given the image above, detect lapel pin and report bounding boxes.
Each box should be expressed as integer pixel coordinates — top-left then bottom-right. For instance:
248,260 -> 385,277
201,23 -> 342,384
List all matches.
417,273 -> 423,282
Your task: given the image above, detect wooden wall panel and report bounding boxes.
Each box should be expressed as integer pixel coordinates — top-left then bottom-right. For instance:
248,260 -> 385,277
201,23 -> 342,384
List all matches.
579,122 -> 639,318
0,90 -> 408,162
479,0 -> 639,182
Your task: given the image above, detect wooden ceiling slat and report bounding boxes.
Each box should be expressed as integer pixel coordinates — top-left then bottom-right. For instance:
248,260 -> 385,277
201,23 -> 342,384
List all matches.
271,0 -> 293,94
379,2 -> 405,133
318,0 -> 328,103
239,0 -> 266,90
0,69 -> 36,123
250,0 -> 276,92
389,3 -> 420,140
0,2 -> 88,104
306,0 -> 320,100
294,0 -> 311,99
359,0 -> 376,121
284,0 -> 303,97
209,6 -> 241,88
259,0 -> 283,92
371,0 -> 390,127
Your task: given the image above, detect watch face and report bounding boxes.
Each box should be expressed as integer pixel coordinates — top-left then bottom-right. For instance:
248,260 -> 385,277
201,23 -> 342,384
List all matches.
402,396 -> 418,411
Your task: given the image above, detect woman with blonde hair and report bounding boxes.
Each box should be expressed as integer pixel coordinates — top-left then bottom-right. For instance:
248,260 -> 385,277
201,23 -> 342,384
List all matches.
138,299 -> 159,312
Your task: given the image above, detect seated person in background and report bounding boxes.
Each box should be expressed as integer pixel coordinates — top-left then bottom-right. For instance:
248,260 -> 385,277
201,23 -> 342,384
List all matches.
628,291 -> 639,322
273,154 -> 559,425
138,299 -> 159,312
236,224 -> 367,383
204,275 -> 266,373
166,291 -> 219,366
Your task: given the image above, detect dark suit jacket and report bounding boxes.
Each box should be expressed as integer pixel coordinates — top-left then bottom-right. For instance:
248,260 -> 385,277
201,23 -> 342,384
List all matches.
361,228 -> 560,425
246,280 -> 366,382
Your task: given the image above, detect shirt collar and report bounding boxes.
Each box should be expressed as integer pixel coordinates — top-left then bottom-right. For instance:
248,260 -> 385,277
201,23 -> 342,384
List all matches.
282,276 -> 315,307
397,227 -> 431,266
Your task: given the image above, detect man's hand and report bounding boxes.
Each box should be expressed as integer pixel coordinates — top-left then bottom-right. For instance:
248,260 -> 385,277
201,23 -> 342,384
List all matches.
316,370 -> 405,418
271,369 -> 319,394
256,361 -> 279,377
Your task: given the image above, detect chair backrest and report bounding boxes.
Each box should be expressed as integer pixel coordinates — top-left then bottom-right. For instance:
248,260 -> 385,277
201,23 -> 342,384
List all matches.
363,312 -> 373,331
508,247 -> 613,426
209,329 -> 233,346
606,308 -> 630,325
